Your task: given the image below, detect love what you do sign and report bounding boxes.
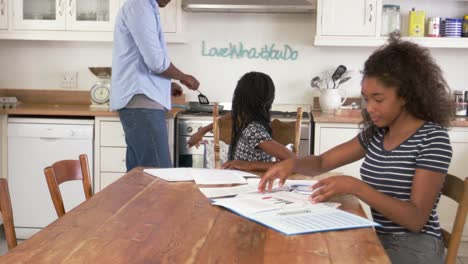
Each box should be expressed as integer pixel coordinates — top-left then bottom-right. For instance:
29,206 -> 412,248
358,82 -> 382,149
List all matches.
201,41 -> 299,61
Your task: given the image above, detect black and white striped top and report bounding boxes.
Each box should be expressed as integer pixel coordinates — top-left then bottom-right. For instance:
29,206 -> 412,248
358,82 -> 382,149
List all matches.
358,122 -> 452,239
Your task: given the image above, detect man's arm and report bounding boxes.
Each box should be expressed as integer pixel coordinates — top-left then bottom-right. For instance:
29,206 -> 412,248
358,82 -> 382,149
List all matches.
161,63 -> 199,90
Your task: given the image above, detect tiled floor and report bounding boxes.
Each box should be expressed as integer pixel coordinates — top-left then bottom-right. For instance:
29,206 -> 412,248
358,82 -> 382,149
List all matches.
0,227 -> 468,262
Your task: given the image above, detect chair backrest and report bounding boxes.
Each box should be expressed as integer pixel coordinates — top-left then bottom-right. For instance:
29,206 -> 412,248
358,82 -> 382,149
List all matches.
271,107 -> 303,155
213,105 -> 303,168
441,174 -> 468,264
0,178 -> 17,250
44,154 -> 92,218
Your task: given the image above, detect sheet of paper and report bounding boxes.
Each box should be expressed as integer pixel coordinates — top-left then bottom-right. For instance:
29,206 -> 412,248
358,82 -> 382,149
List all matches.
224,169 -> 260,178
144,168 -> 251,184
192,169 -> 247,185
213,191 -> 310,214
199,184 -> 257,198
251,205 -> 379,235
212,190 -> 379,235
144,168 -> 194,182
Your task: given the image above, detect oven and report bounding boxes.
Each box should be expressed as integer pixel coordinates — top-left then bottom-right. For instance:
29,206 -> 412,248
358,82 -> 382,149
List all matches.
175,105 -> 312,168
176,115 -> 213,168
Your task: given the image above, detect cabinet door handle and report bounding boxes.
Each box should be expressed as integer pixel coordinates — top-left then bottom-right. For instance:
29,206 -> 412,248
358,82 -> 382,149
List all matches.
58,0 -> 63,16
69,0 -> 74,17
1,0 -> 4,16
368,3 -> 374,23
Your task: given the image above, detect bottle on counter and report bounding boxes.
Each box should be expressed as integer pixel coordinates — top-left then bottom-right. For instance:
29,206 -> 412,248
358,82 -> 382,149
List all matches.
427,17 -> 441,37
454,90 -> 467,117
463,15 -> 468,37
465,91 -> 468,116
381,5 -> 401,36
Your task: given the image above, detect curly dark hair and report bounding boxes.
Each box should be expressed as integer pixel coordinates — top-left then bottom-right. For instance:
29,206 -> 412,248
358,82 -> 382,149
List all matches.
229,72 -> 275,160
360,33 -> 454,142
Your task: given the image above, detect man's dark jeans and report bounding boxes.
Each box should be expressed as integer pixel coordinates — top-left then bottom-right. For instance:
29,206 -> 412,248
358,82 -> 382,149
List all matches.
119,108 -> 172,171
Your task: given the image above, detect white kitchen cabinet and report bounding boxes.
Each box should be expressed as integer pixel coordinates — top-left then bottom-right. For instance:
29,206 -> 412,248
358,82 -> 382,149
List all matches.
13,0 -> 118,31
0,0 -> 183,42
314,122 -> 363,178
318,0 -> 378,37
439,126 -> 468,240
94,116 -> 175,191
120,0 -> 182,37
315,0 -> 468,48
0,0 -> 8,29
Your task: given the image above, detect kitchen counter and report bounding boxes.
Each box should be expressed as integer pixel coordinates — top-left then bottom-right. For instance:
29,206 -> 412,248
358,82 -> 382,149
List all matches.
0,88 -> 186,118
312,109 -> 468,127
0,104 -> 183,118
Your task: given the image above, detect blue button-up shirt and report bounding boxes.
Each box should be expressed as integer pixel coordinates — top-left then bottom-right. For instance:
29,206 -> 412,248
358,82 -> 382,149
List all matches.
110,0 -> 171,111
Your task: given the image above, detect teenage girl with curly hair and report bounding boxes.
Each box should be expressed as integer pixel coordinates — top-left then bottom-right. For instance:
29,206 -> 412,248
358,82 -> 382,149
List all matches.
259,34 -> 455,264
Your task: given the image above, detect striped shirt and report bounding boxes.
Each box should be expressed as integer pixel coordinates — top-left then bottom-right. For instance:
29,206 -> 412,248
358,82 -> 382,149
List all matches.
358,122 -> 452,239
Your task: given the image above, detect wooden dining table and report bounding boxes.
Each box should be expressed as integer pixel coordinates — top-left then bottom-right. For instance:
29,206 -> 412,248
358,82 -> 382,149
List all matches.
0,168 -> 390,263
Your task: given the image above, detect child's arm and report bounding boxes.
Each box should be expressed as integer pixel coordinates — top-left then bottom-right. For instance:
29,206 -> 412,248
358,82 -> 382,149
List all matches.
310,169 -> 445,232
187,112 -> 231,148
259,136 -> 366,191
258,140 -> 296,160
222,137 -> 297,172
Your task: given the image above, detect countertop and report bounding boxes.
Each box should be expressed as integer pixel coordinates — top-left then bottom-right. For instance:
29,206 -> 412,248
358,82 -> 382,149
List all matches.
0,103 -> 183,118
0,88 -> 186,118
312,109 -> 468,127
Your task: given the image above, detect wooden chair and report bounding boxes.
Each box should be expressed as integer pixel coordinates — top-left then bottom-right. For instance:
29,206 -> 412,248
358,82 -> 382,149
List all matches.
44,154 -> 93,218
271,107 -> 303,155
0,178 -> 17,250
441,174 -> 468,264
213,104 -> 303,169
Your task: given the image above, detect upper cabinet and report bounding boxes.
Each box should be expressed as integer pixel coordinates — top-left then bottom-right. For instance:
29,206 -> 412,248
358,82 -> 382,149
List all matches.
0,0 -> 8,29
120,0 -> 182,38
13,0 -> 118,31
0,0 -> 184,42
319,0 -> 377,36
315,0 -> 468,48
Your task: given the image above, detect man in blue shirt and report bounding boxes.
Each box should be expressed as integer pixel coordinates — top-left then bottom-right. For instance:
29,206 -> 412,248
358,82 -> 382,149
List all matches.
111,0 -> 199,171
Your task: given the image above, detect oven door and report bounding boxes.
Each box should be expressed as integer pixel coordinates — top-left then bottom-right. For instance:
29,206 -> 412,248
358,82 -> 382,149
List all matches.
177,135 -> 207,168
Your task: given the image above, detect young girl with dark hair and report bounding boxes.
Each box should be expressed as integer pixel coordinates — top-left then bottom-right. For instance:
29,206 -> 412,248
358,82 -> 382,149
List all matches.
259,34 -> 454,264
188,71 -> 295,171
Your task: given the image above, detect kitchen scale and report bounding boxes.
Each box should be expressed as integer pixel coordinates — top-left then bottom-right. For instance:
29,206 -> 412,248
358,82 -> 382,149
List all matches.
89,67 -> 111,109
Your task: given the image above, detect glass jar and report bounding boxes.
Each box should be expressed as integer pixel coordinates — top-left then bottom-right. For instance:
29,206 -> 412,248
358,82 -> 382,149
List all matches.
463,15 -> 468,37
381,5 -> 401,36
454,90 -> 467,116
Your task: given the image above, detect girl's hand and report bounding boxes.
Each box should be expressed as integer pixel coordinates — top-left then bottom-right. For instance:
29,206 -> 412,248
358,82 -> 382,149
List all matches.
221,160 -> 252,171
188,131 -> 204,148
310,176 -> 362,203
258,159 -> 296,193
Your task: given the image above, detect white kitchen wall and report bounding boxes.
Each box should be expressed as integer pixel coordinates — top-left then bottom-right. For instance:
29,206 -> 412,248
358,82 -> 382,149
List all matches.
0,11 -> 467,105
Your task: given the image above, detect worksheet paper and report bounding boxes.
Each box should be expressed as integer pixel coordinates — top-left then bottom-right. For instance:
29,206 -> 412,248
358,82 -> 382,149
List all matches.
199,184 -> 258,198
212,191 -> 311,214
198,179 -> 320,199
144,168 -> 195,182
144,168 -> 254,184
191,170 -> 250,184
251,205 -> 379,235
212,191 -> 379,235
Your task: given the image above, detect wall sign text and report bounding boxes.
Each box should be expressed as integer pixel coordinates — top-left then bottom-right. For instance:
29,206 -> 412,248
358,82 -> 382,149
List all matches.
201,41 -> 299,61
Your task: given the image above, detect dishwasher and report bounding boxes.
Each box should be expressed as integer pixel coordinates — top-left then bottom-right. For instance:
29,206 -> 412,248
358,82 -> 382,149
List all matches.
7,117 -> 94,239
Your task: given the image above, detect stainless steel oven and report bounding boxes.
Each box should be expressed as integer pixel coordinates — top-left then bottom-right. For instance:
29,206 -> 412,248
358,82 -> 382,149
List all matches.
175,104 -> 312,168
176,115 -> 213,168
